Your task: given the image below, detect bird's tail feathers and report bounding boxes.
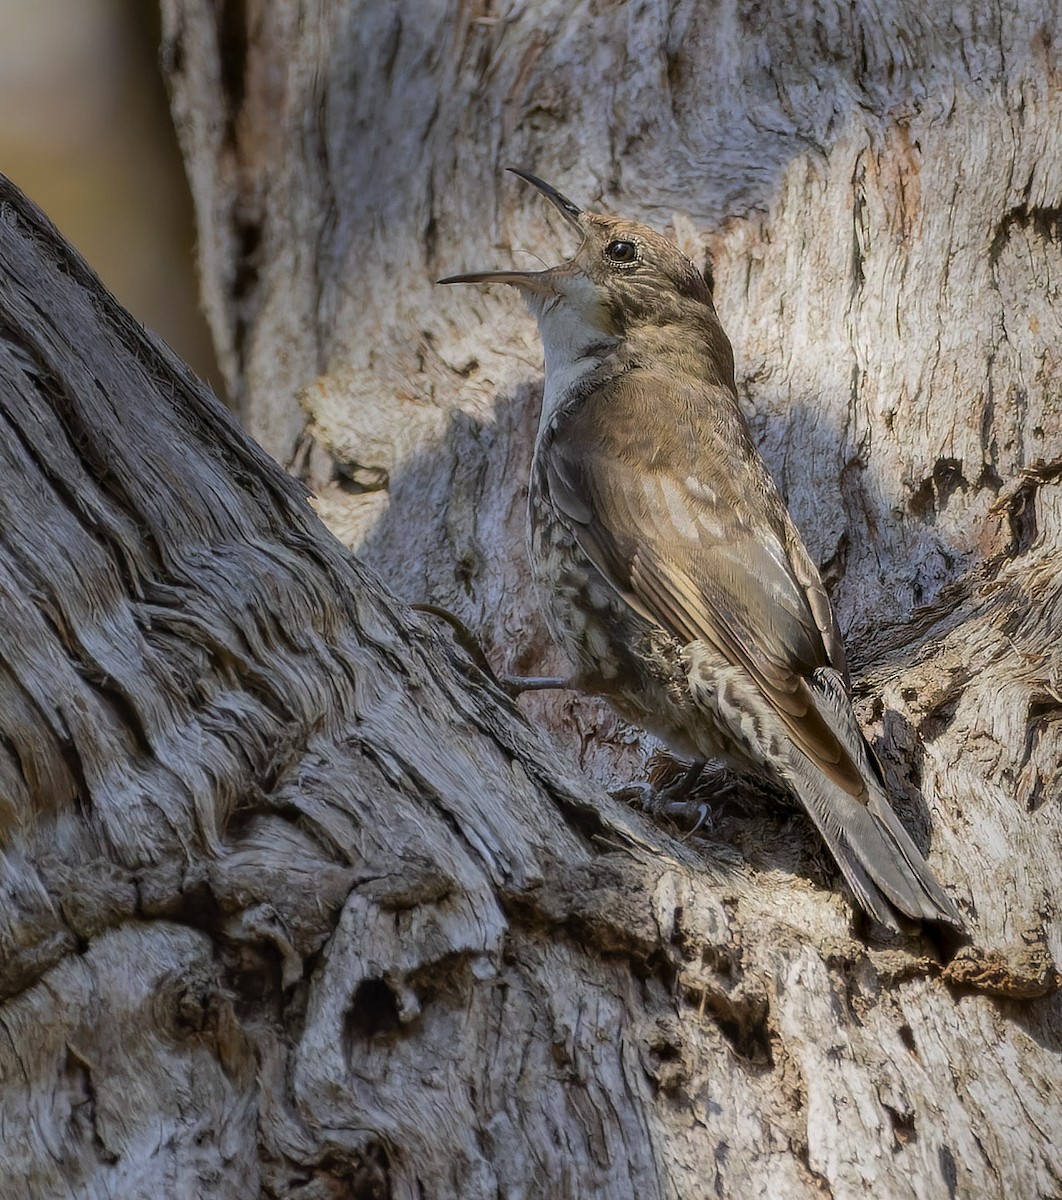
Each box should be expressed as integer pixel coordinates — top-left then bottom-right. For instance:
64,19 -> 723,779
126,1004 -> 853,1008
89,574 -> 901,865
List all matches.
781,669 -> 964,930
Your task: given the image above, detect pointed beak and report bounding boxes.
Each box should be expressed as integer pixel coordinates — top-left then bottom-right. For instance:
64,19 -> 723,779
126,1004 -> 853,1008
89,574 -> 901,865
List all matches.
436,268 -> 552,291
437,168 -> 584,289
505,167 -> 583,232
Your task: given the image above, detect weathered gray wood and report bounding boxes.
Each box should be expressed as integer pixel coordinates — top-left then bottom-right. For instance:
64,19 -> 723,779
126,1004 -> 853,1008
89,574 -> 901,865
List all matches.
2,0 -> 1060,1195
161,0 -> 1062,792
0,175 -> 698,1198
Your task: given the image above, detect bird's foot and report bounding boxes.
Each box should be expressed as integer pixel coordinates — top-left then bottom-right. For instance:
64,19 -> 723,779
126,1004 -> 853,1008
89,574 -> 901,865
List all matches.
612,758 -> 713,834
496,673 -> 574,696
413,604 -> 575,697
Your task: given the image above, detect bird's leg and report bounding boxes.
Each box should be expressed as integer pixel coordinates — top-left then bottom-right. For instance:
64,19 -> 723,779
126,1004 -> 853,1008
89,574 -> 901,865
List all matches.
413,604 -> 575,697
497,673 -> 574,695
612,756 -> 713,834
652,757 -> 713,833
659,757 -> 707,801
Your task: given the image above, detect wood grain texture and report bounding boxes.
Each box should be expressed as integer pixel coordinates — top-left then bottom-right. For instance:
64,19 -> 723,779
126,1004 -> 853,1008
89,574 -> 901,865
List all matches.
3,0 -> 1059,1195
0,175 -> 689,1197
161,0 -> 1062,779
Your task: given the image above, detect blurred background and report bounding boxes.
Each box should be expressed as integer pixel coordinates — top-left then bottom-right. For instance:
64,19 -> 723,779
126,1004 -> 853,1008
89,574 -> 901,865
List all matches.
0,0 -> 219,387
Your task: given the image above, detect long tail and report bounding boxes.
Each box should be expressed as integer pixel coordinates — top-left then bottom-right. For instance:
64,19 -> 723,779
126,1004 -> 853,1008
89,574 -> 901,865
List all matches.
778,669 -> 963,931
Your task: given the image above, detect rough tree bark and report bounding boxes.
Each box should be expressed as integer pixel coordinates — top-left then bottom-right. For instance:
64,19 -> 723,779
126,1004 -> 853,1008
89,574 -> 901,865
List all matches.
1,1 -> 1060,1197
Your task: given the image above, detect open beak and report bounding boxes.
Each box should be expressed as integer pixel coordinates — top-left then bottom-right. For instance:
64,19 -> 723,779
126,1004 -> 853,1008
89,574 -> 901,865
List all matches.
436,268 -> 551,289
438,168 -> 584,289
506,168 -> 583,231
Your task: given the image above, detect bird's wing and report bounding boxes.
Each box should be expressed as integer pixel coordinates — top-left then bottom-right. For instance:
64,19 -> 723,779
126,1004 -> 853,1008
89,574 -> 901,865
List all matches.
544,373 -> 866,798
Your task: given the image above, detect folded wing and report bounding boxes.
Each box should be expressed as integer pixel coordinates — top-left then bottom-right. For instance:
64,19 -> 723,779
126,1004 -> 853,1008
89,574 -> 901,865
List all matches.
544,373 -> 867,799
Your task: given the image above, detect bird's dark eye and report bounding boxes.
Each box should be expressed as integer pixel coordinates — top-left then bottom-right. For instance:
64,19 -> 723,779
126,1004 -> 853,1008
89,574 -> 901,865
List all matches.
604,239 -> 638,265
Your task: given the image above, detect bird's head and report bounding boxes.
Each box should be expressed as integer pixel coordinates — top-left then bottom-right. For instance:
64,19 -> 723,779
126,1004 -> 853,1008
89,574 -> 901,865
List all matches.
439,169 -> 717,340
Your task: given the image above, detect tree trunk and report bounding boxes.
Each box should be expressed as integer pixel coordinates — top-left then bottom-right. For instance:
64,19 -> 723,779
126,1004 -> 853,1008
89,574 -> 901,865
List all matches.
0,0 -> 1059,1196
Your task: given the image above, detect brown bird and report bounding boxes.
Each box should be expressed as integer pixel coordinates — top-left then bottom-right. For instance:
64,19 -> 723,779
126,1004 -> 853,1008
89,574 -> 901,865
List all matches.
440,169 -> 962,931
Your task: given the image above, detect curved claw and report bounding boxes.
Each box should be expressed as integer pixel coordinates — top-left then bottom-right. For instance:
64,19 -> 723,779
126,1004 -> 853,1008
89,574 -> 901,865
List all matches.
413,605 -> 575,699
412,603 -> 502,684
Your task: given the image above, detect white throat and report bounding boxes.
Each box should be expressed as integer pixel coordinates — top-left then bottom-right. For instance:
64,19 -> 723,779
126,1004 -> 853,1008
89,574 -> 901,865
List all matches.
532,292 -> 616,441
